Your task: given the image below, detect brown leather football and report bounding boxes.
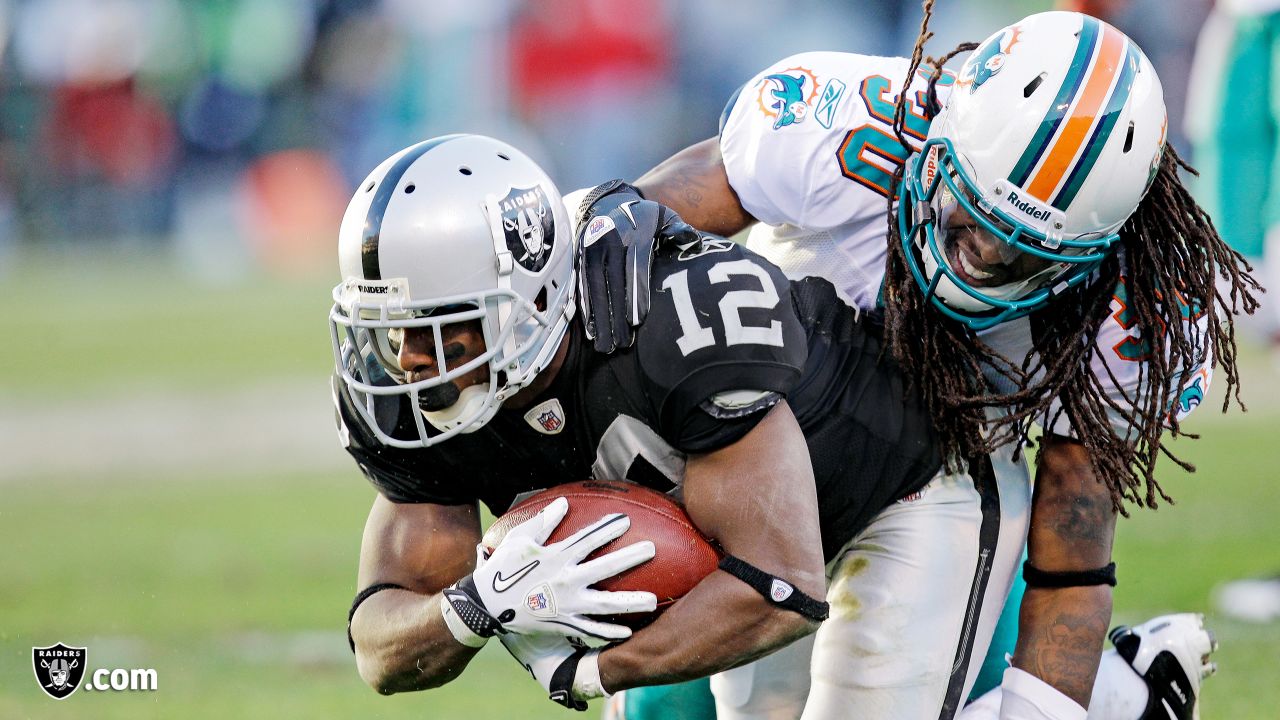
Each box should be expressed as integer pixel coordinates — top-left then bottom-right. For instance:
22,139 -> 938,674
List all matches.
482,480 -> 722,629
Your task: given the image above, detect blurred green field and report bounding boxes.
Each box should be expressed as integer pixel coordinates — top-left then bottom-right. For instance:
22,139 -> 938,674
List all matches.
1,253 -> 1277,718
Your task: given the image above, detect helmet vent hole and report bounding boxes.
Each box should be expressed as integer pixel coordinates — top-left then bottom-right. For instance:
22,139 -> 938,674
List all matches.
459,166 -> 473,176
1123,122 -> 1135,153
1023,74 -> 1045,98
365,181 -> 375,193
497,152 -> 510,161
405,183 -> 416,194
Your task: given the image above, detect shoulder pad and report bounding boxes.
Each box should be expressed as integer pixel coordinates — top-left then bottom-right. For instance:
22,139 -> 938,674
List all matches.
635,242 -> 806,426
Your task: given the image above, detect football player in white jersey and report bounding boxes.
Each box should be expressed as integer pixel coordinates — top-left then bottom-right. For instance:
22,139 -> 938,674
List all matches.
576,7 -> 1258,720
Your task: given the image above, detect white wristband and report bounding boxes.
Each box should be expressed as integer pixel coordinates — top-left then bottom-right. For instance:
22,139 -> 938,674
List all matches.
572,650 -> 611,701
439,594 -> 489,649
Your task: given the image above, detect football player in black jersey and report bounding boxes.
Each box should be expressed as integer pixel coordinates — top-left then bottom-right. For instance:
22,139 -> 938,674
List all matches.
332,135 -> 942,710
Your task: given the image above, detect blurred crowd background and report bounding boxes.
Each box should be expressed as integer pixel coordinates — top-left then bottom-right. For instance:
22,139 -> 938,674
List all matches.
0,0 -> 1220,281
5,2 -> 1280,718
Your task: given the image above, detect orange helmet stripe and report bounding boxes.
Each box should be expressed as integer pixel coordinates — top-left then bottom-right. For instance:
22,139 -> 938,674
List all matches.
1025,23 -> 1128,202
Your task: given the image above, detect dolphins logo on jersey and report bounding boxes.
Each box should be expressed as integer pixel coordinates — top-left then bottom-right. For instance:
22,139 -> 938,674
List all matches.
767,73 -> 808,128
958,25 -> 1023,92
1171,366 -> 1211,421
755,67 -> 820,130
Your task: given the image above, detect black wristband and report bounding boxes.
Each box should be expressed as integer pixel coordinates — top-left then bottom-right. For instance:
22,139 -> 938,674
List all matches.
347,582 -> 407,652
547,647 -> 590,711
1022,561 -> 1117,588
718,555 -> 830,622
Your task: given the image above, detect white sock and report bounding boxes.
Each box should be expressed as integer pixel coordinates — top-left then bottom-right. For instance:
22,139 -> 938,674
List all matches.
1084,650 -> 1149,720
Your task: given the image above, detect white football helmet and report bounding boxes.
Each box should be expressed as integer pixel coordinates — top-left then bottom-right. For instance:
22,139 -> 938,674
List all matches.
329,134 -> 575,448
899,11 -> 1167,329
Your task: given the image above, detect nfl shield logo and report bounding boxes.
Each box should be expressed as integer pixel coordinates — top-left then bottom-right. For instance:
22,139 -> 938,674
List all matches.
33,643 -> 87,700
537,411 -> 562,433
524,584 -> 556,617
523,399 -> 566,435
769,579 -> 794,603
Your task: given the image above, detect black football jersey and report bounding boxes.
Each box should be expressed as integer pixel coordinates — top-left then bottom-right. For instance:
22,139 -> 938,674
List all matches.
336,241 -> 940,560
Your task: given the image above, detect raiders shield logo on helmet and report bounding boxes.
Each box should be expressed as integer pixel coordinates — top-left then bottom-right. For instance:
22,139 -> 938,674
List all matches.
498,185 -> 555,272
33,643 -> 87,700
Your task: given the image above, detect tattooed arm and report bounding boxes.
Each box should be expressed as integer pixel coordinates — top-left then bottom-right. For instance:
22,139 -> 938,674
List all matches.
1012,434 -> 1119,707
634,138 -> 756,237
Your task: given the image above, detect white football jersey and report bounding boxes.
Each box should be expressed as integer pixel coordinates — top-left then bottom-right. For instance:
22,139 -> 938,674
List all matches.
719,51 -> 1211,437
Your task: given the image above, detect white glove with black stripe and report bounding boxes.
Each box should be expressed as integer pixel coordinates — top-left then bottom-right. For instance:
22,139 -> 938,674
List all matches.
440,497 -> 657,646
500,631 -> 608,711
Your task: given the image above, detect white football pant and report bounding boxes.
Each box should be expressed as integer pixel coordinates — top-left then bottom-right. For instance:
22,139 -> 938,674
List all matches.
710,446 -> 1032,720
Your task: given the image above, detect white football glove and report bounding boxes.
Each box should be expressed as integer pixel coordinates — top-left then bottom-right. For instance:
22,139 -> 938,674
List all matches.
500,630 -> 608,711
439,497 -> 657,646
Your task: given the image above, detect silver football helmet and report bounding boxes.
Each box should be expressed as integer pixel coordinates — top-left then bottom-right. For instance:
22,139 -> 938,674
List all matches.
329,135 -> 575,448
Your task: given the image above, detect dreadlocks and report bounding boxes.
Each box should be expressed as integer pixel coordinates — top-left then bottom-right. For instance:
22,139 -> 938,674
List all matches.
882,4 -> 1262,512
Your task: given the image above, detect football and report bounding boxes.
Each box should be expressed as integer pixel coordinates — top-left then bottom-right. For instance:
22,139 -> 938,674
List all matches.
481,480 -> 722,628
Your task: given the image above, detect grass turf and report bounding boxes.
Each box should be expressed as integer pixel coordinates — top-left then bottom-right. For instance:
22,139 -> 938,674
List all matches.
2,255 -> 1276,717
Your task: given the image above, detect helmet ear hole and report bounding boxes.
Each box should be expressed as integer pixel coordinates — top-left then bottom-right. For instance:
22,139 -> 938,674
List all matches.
459,166 -> 473,176
1123,122 -> 1136,153
1023,73 -> 1045,98
405,183 -> 416,194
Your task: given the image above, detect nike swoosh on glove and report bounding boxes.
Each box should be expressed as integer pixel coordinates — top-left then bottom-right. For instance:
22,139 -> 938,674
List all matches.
439,497 -> 657,646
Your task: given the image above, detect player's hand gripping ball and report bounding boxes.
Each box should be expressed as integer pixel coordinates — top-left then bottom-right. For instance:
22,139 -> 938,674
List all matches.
484,480 -> 722,629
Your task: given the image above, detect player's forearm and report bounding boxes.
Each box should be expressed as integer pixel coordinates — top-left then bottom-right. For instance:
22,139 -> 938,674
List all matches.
1013,585 -> 1113,705
350,589 -> 480,694
597,571 -> 818,691
1014,435 -> 1119,707
634,137 -> 756,236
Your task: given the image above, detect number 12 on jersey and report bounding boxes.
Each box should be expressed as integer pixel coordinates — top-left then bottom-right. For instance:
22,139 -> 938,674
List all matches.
662,259 -> 785,356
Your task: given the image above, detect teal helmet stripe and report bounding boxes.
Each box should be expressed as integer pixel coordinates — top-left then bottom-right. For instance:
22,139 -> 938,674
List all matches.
1050,41 -> 1139,210
1008,16 -> 1101,187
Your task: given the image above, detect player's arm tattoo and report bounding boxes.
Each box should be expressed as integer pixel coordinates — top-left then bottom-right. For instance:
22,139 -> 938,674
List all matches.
1015,587 -> 1114,703
1039,456 -> 1114,545
635,138 -> 755,236
1013,435 -> 1119,707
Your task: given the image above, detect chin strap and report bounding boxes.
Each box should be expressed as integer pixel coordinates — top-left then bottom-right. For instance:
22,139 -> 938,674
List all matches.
422,383 -> 493,433
718,555 -> 829,623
